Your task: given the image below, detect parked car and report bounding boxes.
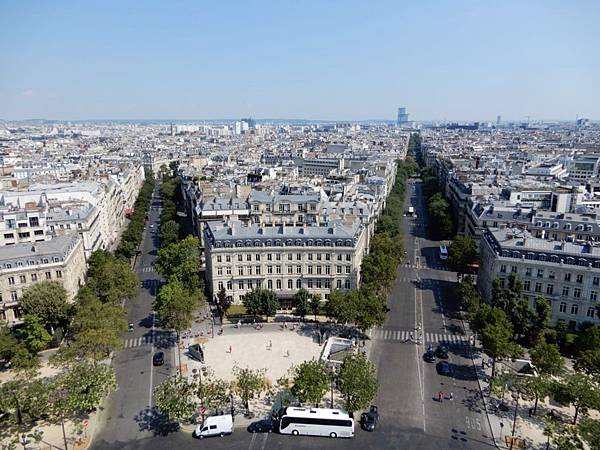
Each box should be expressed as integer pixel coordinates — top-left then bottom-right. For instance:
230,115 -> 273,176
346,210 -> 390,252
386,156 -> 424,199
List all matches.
360,405 -> 379,432
436,345 -> 449,359
128,323 -> 134,332
424,348 -> 436,363
194,414 -> 233,439
152,351 -> 164,366
437,361 -> 453,377
247,419 -> 274,433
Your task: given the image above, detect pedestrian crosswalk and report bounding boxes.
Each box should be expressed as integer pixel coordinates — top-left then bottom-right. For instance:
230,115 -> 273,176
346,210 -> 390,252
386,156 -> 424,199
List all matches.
123,333 -> 175,349
371,328 -> 470,345
138,266 -> 154,273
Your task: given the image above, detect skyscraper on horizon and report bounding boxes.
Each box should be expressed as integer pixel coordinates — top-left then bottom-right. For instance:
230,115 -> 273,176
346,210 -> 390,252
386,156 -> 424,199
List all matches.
397,107 -> 409,126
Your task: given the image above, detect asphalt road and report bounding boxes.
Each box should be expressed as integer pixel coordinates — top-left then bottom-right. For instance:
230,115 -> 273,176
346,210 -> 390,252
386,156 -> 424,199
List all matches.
92,173 -> 496,450
92,185 -> 178,449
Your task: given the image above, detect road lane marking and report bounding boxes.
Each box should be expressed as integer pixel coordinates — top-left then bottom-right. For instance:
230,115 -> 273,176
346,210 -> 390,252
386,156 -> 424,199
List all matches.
259,433 -> 268,450
248,431 -> 257,449
148,310 -> 155,407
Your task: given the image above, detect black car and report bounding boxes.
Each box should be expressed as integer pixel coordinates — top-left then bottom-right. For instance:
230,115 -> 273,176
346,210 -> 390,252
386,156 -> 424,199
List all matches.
153,351 -> 164,366
424,348 -> 436,363
360,405 -> 379,432
437,361 -> 452,377
436,345 -> 449,359
247,419 -> 274,433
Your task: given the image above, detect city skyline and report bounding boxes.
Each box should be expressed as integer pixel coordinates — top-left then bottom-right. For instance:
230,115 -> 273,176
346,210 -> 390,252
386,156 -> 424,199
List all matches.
1,0 -> 599,121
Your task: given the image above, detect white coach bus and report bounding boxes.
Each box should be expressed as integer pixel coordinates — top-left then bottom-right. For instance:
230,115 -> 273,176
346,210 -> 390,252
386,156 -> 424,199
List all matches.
277,407 -> 354,438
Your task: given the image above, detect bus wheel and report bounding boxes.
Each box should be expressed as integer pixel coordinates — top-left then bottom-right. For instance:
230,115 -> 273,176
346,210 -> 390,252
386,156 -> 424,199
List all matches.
329,432 -> 337,438
292,430 -> 299,436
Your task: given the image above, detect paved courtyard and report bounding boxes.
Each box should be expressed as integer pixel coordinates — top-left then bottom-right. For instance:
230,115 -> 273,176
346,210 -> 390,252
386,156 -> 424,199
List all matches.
180,323 -> 323,384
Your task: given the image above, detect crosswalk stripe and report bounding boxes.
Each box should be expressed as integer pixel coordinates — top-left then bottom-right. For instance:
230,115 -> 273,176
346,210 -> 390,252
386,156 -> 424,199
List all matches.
394,330 -> 399,340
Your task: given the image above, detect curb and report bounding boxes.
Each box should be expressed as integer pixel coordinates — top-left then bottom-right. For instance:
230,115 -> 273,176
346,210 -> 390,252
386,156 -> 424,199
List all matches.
460,318 -> 501,450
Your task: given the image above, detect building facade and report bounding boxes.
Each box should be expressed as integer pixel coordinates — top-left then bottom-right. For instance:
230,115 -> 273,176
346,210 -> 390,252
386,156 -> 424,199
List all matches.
204,219 -> 368,305
479,227 -> 600,330
0,233 -> 86,326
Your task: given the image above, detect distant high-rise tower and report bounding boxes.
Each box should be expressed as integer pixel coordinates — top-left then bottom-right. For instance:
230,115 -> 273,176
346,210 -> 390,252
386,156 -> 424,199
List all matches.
397,107 -> 409,126
496,115 -> 501,126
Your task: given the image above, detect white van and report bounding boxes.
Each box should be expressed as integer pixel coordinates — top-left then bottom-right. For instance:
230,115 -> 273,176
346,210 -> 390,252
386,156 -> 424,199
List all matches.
194,414 -> 233,439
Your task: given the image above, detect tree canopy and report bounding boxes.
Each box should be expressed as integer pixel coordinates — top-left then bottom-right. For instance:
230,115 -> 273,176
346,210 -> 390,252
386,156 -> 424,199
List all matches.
291,359 -> 330,406
448,235 -> 478,274
20,281 -> 71,333
338,352 -> 378,413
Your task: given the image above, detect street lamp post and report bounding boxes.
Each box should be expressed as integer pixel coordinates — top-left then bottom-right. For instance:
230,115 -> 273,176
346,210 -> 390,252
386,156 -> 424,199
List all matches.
509,392 -> 520,450
49,389 -> 69,450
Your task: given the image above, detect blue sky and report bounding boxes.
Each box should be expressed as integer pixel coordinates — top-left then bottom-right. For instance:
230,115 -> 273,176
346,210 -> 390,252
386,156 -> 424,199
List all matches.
1,0 -> 598,121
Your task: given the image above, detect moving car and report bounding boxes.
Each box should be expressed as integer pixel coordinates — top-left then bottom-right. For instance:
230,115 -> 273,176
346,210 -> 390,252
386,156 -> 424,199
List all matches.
360,405 -> 379,432
152,351 -> 164,366
128,323 -> 134,332
436,345 -> 449,359
247,419 -> 274,433
194,414 -> 233,439
424,348 -> 436,363
437,361 -> 453,377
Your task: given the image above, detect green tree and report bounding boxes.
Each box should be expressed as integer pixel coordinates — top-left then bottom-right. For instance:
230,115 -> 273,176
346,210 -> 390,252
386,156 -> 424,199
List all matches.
197,377 -> 231,416
573,326 -> 600,356
338,352 -> 378,413
579,418 -> 600,450
19,315 -> 52,354
53,295 -> 127,363
575,349 -> 600,378
544,415 -> 584,450
354,289 -> 386,332
20,281 -> 71,333
86,251 -> 137,304
51,361 -> 117,416
154,279 -> 201,338
160,220 -> 180,247
155,236 -> 201,289
309,293 -> 321,321
153,376 -> 197,423
473,305 -> 522,377
530,340 -> 564,376
325,289 -> 353,324
0,379 -> 50,426
552,372 -> 600,424
291,359 -> 330,407
456,275 -> 481,315
232,366 -> 267,414
529,296 -> 551,344
215,287 -> 232,322
448,235 -> 478,275
242,288 -> 278,321
0,325 -> 19,362
293,289 -> 310,320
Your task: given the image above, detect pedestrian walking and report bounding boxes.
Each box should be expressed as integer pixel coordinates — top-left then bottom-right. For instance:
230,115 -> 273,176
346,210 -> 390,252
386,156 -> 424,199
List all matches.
438,391 -> 444,403
228,345 -> 232,353
410,332 -> 414,341
450,392 -> 454,400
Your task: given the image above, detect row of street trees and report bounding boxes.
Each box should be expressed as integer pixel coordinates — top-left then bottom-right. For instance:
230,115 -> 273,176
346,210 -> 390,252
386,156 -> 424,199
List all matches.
412,135 -> 454,240
0,170 -> 154,444
154,351 -> 378,427
0,250 -> 136,443
322,158 -> 417,331
116,170 -> 156,259
158,171 -> 181,247
153,171 -> 204,363
458,274 -> 600,448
